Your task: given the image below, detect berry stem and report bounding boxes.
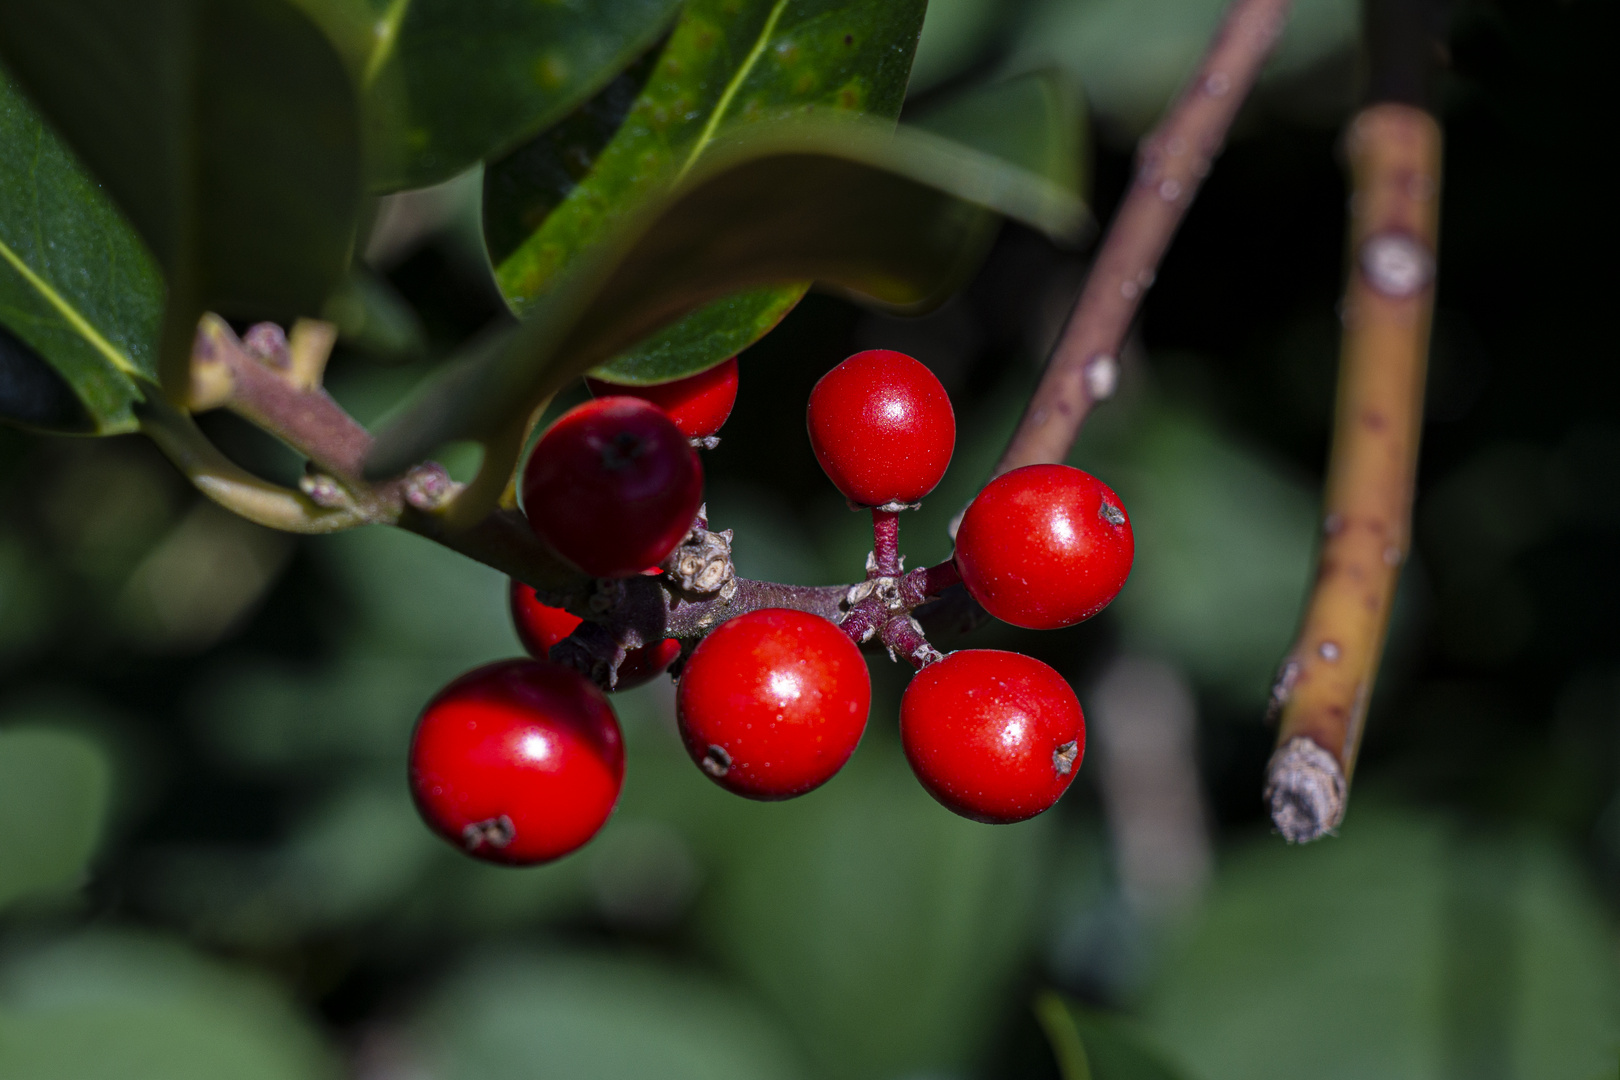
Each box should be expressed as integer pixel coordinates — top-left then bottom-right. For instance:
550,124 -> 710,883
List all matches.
871,508 -> 901,577
1265,89 -> 1442,840
993,0 -> 1294,479
879,615 -> 943,669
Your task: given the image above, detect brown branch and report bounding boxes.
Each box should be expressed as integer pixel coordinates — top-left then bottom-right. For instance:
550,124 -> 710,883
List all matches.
191,315 -> 373,478
994,0 -> 1294,478
169,316 -> 967,682
1265,103 -> 1441,842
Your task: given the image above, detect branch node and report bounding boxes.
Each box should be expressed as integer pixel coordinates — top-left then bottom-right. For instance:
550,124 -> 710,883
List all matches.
287,319 -> 338,391
664,521 -> 738,598
1084,354 -> 1119,401
299,471 -> 350,509
242,322 -> 290,369
1265,736 -> 1346,843
403,462 -> 459,510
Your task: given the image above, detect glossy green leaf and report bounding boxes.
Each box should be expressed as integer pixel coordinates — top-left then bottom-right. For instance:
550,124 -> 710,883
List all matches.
0,0 -> 363,389
0,931 -> 339,1080
911,70 -> 1086,202
356,0 -> 682,192
412,951 -> 809,1080
699,743 -> 1049,1080
366,119 -> 1086,520
0,69 -> 162,434
598,70 -> 1087,387
0,727 -> 111,911
484,0 -> 926,386
1036,993 -> 1191,1080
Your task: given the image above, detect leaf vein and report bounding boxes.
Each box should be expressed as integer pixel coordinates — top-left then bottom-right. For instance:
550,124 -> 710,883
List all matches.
675,0 -> 792,181
0,234 -> 140,377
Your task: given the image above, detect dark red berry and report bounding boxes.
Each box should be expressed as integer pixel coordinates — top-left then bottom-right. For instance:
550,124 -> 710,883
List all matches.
954,464 -> 1134,630
522,397 -> 703,578
508,579 -> 680,690
806,349 -> 955,507
586,356 -> 739,439
676,608 -> 870,800
409,659 -> 624,864
900,649 -> 1084,824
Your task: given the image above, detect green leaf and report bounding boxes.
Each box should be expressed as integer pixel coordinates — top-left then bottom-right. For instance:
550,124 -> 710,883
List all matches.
1141,808 -> 1620,1080
368,118 -> 1085,520
1074,399 -> 1317,707
0,0 -> 363,389
595,69 -> 1088,387
911,70 -> 1086,201
698,743 -> 1050,1080
413,950 -> 809,1080
1003,0 -> 1356,134
1036,993 -> 1192,1080
357,0 -> 682,192
0,69 -> 162,434
0,727 -> 111,911
484,0 -> 926,386
0,931 -> 339,1080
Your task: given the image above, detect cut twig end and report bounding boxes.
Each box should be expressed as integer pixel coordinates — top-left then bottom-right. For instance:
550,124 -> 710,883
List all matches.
1264,736 -> 1345,843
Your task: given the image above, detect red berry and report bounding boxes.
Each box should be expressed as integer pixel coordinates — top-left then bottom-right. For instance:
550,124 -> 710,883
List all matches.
954,464 -> 1134,630
586,356 -> 739,439
900,650 -> 1084,824
508,579 -> 680,690
806,349 -> 955,507
676,608 -> 870,799
522,397 -> 703,578
409,659 -> 624,864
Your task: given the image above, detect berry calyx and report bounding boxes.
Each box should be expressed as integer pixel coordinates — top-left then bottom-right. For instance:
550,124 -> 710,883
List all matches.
806,349 -> 955,508
676,608 -> 870,800
954,463 -> 1134,630
522,397 -> 703,578
508,579 -> 680,691
586,356 -> 739,440
409,659 -> 624,864
900,649 -> 1084,824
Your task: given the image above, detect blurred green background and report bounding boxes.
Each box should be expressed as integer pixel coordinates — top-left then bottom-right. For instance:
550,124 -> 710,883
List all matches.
2,0 -> 1618,1077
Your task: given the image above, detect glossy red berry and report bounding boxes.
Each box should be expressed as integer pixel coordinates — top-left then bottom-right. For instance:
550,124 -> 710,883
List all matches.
806,349 -> 955,507
676,608 -> 871,800
508,579 -> 680,690
900,649 -> 1084,824
409,659 -> 624,865
954,464 -> 1134,630
522,397 -> 703,578
586,356 -> 739,439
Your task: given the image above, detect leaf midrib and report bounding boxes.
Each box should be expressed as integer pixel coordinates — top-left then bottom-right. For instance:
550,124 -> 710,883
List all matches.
0,233 -> 140,378
675,0 -> 792,181
363,0 -> 412,88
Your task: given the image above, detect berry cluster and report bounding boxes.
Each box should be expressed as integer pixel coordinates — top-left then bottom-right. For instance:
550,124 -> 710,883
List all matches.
408,349 -> 1134,865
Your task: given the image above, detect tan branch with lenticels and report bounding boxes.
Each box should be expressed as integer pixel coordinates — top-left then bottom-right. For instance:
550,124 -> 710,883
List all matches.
1265,103 -> 1442,842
